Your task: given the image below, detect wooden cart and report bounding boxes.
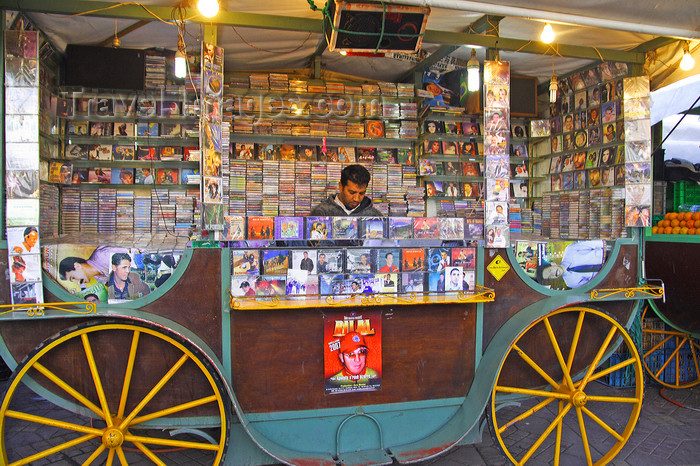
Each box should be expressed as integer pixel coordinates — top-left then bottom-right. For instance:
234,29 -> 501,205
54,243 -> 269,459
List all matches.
0,232 -> 663,465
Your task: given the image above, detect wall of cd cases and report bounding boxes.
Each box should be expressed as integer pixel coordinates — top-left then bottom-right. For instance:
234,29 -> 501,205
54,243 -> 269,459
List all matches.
529,61 -> 638,240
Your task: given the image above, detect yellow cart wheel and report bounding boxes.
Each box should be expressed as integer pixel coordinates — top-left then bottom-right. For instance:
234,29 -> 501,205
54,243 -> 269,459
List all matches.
489,307 -> 643,465
0,320 -> 230,465
641,305 -> 700,388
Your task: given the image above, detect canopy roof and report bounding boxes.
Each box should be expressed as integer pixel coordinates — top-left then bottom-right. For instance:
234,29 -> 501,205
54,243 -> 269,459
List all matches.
4,0 -> 698,90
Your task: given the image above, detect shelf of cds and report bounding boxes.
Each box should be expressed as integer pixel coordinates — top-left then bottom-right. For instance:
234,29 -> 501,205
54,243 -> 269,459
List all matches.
528,61 -> 639,240
225,73 -> 419,141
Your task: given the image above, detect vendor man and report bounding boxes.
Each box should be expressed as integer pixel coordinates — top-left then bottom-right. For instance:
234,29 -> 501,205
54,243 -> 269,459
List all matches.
311,164 -> 383,216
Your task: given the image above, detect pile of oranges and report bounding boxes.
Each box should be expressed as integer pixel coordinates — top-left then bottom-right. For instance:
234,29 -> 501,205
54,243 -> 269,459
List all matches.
652,212 -> 700,234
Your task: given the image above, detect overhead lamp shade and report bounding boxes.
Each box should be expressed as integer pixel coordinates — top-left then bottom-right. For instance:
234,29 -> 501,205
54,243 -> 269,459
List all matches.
466,49 -> 480,92
197,0 -> 219,18
541,23 -> 555,44
549,75 -> 558,103
680,42 -> 695,71
174,50 -> 187,79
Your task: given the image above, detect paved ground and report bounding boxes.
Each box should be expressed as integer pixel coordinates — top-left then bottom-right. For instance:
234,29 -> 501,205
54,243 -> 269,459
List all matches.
2,370 -> 699,465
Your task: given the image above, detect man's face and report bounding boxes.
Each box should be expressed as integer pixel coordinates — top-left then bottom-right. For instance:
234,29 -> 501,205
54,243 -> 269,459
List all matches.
361,255 -> 368,265
303,252 -> 308,259
319,254 -> 325,264
340,347 -> 367,375
112,259 -> 131,282
337,180 -> 367,210
25,231 -> 38,247
351,282 -> 359,291
241,284 -> 250,293
450,270 -> 460,285
385,254 -> 393,265
543,263 -> 565,280
65,263 -> 90,285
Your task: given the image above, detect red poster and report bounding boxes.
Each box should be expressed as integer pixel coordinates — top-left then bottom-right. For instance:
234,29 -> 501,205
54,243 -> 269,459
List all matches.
324,310 -> 382,395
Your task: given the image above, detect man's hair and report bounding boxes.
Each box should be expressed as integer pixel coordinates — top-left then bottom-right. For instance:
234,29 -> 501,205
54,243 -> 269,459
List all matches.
450,268 -> 460,276
111,252 -> 132,267
58,257 -> 88,280
340,164 -> 371,187
385,252 -> 393,258
23,226 -> 37,238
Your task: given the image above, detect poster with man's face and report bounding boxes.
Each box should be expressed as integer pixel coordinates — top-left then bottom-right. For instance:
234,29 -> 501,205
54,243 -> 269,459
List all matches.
324,310 -> 382,395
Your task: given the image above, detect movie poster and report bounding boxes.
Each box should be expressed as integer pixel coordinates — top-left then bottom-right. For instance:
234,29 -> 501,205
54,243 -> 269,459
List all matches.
324,310 -> 382,395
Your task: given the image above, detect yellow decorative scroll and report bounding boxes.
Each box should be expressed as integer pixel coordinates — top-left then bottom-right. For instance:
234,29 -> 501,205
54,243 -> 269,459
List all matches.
591,285 -> 664,300
0,301 -> 95,318
229,287 -> 495,310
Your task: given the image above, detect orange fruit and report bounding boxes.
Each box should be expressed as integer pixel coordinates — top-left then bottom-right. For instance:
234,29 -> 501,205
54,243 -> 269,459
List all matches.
689,228 -> 696,235
685,212 -> 693,221
681,227 -> 689,235
680,220 -> 687,228
670,212 -> 679,220
672,226 -> 681,234
663,220 -> 671,228
664,226 -> 673,234
671,219 -> 680,227
693,212 -> 700,221
696,228 -> 700,234
652,226 -> 659,234
666,212 -> 674,220
695,220 -> 700,228
657,219 -> 665,227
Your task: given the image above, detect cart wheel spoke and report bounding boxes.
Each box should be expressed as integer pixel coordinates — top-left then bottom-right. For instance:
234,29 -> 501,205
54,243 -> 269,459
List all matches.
521,404 -> 571,464
119,353 -> 189,430
512,343 -> 561,390
489,307 -> 643,466
641,306 -> 700,388
582,406 -> 624,442
498,397 -> 556,435
32,362 -> 104,418
543,317 -> 575,390
126,433 -> 223,451
81,334 -> 114,427
117,330 -> 141,419
11,433 -> 97,466
575,407 -> 593,466
1,320 -> 230,465
82,444 -> 107,466
554,400 -> 564,466
133,440 -> 167,466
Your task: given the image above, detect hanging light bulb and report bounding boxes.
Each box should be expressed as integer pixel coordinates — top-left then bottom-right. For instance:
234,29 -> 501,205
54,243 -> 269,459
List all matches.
541,23 -> 555,44
680,40 -> 695,71
466,49 -> 480,92
174,36 -> 187,79
549,75 -> 558,104
197,0 -> 219,18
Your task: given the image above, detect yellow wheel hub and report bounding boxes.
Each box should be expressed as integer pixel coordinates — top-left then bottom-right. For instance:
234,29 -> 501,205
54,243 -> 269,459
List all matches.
102,428 -> 124,448
571,390 -> 587,408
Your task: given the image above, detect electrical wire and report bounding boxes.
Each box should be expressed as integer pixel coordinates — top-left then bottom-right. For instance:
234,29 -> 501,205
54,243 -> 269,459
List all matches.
229,25 -> 313,54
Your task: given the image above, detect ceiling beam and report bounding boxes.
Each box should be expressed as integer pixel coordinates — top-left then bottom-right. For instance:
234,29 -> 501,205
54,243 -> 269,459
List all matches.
96,19 -> 149,47
631,37 -> 679,53
3,0 -> 645,63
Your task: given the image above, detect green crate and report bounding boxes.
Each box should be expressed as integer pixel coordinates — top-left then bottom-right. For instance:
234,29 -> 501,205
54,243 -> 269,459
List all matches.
673,181 -> 700,210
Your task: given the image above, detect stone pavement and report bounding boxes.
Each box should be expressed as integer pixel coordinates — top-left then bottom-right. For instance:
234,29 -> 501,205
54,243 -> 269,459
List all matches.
2,371 -> 699,464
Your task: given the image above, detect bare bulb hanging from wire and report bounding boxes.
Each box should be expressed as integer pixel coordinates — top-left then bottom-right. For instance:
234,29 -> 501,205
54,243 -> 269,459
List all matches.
197,0 -> 219,18
541,23 -> 555,44
174,35 -> 187,79
466,49 -> 480,92
680,40 -> 695,71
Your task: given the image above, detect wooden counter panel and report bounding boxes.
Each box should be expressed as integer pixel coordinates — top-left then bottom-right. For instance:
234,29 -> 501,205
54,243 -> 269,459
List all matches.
645,241 -> 699,334
231,303 -> 476,413
139,248 -> 223,360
